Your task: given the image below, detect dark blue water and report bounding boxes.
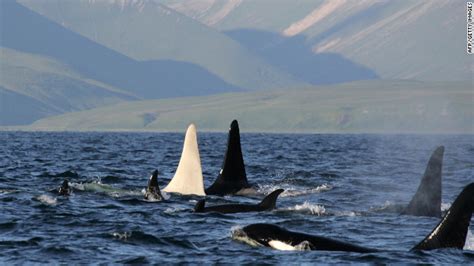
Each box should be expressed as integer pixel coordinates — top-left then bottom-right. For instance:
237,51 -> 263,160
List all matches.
0,131 -> 473,263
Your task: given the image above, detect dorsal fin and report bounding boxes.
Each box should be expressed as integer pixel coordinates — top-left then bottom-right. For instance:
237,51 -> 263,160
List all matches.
148,170 -> 159,188
258,189 -> 284,210
58,179 -> 71,196
412,182 -> 474,250
163,124 -> 205,196
194,199 -> 206,212
145,169 -> 164,200
205,120 -> 250,195
402,146 -> 444,217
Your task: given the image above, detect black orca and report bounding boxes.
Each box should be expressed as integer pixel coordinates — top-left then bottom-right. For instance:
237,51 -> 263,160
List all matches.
144,170 -> 164,201
233,182 -> 474,252
194,189 -> 284,214
205,120 -> 252,196
402,146 -> 444,217
58,179 -> 71,196
412,182 -> 474,250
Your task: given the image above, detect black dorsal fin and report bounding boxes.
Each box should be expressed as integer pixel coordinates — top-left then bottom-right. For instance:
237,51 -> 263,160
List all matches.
205,120 -> 250,195
148,170 -> 159,189
402,146 -> 444,217
194,199 -> 206,212
412,182 -> 474,250
145,170 -> 163,200
258,189 -> 284,210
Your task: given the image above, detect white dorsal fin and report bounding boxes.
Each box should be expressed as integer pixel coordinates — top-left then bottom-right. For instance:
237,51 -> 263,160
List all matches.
163,123 -> 206,196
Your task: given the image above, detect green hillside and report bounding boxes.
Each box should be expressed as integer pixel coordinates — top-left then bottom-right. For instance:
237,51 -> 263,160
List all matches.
0,48 -> 135,125
18,0 -> 302,90
24,80 -> 473,133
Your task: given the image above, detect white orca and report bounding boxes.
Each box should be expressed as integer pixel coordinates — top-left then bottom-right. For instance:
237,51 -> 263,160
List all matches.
205,120 -> 252,196
233,182 -> 474,252
163,123 -> 206,196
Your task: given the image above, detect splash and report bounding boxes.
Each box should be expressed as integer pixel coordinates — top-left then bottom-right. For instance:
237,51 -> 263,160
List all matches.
36,194 -> 57,205
285,202 -> 326,215
441,202 -> 451,212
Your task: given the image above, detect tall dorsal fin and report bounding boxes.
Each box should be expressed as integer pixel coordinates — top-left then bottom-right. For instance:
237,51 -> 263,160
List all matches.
402,146 -> 444,217
258,189 -> 284,210
412,182 -> 474,250
163,124 -> 205,196
205,120 -> 250,196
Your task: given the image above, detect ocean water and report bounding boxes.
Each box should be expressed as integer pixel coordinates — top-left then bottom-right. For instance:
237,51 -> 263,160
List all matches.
0,131 -> 473,263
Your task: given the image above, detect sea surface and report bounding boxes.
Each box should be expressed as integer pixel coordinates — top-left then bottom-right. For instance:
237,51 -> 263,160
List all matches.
0,131 -> 473,264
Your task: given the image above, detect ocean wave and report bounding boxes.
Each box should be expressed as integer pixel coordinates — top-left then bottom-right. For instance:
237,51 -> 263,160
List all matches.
0,189 -> 18,195
70,181 -> 142,198
258,183 -> 332,197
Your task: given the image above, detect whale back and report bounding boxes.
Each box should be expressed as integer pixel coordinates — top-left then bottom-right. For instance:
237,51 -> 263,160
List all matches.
163,124 -> 205,196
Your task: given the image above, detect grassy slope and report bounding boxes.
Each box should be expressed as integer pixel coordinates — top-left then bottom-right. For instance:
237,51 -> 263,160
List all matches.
25,80 -> 473,133
0,47 -> 135,125
18,0 -> 302,90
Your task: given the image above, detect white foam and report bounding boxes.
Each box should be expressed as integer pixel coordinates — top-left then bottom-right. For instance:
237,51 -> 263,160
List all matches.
164,206 -> 187,214
112,232 -> 131,240
37,194 -> 57,205
441,202 -> 451,212
285,202 -> 326,215
259,183 -> 332,198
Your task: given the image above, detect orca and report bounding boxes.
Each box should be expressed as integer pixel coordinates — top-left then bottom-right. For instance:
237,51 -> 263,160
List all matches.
205,120 -> 252,196
401,146 -> 444,217
58,179 -> 71,196
144,170 -> 164,201
163,123 -> 206,196
233,183 -> 474,252
194,189 -> 284,214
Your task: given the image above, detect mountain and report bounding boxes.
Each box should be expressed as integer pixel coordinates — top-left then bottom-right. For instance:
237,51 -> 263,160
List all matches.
0,47 -> 135,125
25,80 -> 473,134
1,0 -> 260,125
1,1 -> 242,99
17,0 -> 302,90
164,0 -> 471,82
